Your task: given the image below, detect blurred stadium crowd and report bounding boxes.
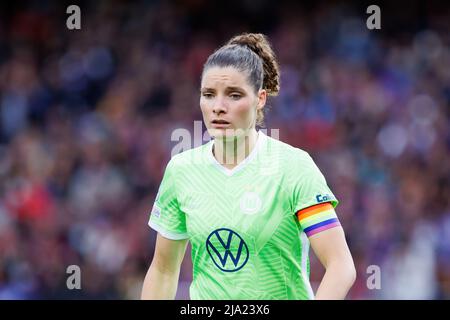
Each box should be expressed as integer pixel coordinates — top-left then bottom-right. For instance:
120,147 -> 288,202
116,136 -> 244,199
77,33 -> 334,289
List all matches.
0,1 -> 449,299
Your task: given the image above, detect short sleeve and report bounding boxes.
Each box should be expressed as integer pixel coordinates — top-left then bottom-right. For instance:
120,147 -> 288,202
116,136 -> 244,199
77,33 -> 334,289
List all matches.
148,159 -> 189,240
291,151 -> 341,237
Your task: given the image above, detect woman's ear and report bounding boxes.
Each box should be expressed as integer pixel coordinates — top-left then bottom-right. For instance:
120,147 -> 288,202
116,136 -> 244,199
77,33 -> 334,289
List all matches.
257,89 -> 267,111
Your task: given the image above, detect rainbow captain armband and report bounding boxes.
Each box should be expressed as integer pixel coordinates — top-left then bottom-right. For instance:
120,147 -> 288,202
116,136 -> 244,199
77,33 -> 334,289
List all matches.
296,202 -> 341,237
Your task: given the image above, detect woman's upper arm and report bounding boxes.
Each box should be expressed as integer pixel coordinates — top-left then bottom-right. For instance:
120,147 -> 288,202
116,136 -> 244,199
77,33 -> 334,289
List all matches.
308,226 -> 354,269
152,233 -> 189,275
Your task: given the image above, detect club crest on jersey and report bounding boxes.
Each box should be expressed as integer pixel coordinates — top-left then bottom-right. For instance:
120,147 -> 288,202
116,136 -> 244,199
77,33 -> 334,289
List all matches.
206,228 -> 249,272
239,191 -> 262,215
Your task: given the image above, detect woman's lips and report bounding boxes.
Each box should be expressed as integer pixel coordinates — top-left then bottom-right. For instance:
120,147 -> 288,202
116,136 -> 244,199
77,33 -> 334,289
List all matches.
211,120 -> 231,128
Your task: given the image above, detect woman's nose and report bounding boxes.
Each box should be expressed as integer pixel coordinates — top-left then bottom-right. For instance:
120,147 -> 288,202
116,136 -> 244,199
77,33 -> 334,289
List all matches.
212,96 -> 227,114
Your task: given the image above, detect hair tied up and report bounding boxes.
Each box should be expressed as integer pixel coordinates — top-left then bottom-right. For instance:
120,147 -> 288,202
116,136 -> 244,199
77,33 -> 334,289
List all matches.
227,33 -> 280,96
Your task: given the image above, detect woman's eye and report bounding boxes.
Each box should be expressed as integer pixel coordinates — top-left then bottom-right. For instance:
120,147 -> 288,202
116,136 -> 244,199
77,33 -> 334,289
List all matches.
230,94 -> 241,100
202,93 -> 213,99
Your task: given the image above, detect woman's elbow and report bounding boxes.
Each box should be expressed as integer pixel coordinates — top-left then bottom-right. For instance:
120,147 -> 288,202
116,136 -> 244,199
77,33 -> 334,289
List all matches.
330,255 -> 357,286
349,262 -> 357,285
345,257 -> 357,286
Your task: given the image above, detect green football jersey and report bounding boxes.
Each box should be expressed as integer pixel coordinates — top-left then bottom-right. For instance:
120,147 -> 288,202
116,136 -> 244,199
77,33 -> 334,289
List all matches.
149,131 -> 340,300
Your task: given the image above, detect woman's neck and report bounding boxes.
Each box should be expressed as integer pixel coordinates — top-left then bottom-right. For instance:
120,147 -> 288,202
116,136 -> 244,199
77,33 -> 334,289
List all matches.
213,129 -> 259,170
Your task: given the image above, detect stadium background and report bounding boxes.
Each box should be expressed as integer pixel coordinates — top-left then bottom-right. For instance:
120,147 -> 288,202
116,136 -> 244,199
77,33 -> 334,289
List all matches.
0,0 -> 449,299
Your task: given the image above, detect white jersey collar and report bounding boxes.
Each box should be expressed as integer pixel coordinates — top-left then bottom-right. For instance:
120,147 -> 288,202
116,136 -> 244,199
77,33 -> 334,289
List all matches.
208,130 -> 267,177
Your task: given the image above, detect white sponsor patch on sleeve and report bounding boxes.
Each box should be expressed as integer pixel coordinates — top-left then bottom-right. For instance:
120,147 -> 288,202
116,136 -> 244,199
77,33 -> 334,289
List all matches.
151,204 -> 161,218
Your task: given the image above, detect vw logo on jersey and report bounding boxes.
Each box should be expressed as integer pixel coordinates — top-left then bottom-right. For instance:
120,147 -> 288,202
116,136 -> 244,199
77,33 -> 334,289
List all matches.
206,228 -> 249,272
239,191 -> 262,215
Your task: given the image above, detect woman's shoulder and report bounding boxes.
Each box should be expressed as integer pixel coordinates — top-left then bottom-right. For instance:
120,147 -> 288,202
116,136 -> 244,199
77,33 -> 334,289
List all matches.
265,134 -> 311,160
263,135 -> 320,179
166,140 -> 212,170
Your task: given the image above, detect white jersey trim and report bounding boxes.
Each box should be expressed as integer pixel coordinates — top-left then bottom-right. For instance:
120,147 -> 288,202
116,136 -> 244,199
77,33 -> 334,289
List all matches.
300,231 -> 315,299
148,220 -> 190,240
208,131 -> 267,176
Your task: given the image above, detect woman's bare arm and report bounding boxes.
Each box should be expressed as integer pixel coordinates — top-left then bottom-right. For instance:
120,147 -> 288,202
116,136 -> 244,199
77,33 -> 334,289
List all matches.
141,233 -> 189,300
309,226 -> 356,300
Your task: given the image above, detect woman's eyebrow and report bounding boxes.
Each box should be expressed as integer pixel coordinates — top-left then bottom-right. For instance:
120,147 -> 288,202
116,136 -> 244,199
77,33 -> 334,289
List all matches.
200,86 -> 244,93
225,86 -> 244,92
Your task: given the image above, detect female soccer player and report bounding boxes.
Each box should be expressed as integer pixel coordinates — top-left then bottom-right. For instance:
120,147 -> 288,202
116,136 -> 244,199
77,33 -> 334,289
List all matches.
141,33 -> 356,300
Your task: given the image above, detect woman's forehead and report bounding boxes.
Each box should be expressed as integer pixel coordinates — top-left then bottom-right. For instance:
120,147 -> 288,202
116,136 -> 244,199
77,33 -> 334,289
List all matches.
201,66 -> 249,88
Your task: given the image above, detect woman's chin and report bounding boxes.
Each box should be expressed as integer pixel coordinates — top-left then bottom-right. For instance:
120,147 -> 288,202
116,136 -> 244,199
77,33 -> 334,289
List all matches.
208,128 -> 246,140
